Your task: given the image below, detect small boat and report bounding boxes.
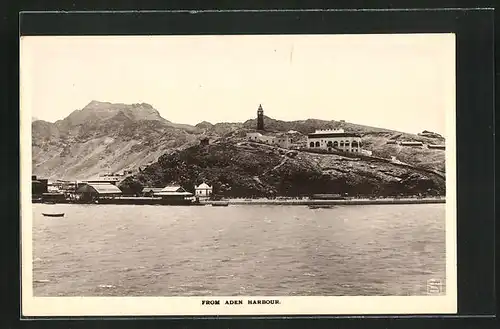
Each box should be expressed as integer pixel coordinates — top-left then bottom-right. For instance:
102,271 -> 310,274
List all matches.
308,205 -> 335,209
42,213 -> 65,217
212,201 -> 229,207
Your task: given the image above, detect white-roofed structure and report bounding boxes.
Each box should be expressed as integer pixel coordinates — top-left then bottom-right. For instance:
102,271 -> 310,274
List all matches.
142,187 -> 165,196
195,182 -> 213,200
76,182 -> 122,201
154,185 -> 193,198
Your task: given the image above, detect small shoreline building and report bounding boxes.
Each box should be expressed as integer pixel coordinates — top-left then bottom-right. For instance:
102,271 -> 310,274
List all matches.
306,129 -> 362,153
154,185 -> 193,204
195,183 -> 213,200
141,187 -> 165,197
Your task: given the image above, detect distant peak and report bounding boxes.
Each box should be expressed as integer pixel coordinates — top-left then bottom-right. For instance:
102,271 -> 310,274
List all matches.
138,102 -> 153,109
82,100 -> 112,110
196,120 -> 213,126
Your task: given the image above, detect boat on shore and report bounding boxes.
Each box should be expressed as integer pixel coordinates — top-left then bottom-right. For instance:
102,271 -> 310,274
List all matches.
42,213 -> 65,217
308,205 -> 336,209
212,201 -> 229,207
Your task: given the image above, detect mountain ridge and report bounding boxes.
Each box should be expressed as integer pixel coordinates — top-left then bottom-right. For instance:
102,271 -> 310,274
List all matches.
32,101 -> 446,181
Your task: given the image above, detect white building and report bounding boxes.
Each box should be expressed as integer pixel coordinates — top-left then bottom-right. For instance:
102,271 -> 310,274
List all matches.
195,182 -> 213,199
246,132 -> 263,141
307,129 -> 362,153
246,132 -> 291,149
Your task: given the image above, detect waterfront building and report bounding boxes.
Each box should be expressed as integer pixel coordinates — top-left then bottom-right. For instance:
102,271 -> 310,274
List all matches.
154,185 -> 193,201
195,183 -> 213,200
142,187 -> 165,197
41,192 -> 67,203
32,175 -> 48,195
307,129 -> 362,152
76,182 -> 122,201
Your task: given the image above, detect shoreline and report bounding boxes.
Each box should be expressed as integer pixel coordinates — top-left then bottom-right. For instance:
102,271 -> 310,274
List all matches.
33,197 -> 445,206
203,198 -> 446,206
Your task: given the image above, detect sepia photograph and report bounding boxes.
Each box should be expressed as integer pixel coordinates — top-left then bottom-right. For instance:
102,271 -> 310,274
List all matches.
20,33 -> 457,316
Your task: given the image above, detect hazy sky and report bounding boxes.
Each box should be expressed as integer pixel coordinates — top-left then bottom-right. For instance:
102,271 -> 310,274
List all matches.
21,34 -> 455,135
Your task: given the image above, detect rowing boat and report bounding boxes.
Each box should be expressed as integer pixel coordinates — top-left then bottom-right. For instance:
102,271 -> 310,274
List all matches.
42,213 -> 65,217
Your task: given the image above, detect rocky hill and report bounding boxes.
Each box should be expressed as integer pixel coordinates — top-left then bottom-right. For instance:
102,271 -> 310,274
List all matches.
32,101 -> 205,179
32,101 -> 446,187
120,141 -> 445,198
240,116 -> 446,173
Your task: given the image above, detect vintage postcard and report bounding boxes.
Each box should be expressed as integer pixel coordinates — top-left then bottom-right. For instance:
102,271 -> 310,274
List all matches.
20,34 -> 457,316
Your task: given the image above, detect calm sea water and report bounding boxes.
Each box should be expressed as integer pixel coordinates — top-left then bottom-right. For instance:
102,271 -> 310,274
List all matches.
32,204 -> 446,296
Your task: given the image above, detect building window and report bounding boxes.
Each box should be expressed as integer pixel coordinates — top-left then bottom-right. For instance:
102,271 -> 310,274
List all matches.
345,141 -> 350,148
352,141 -> 359,148
327,141 -> 333,147
340,141 -> 344,147
333,141 -> 338,147
310,142 -> 314,148
315,141 -> 320,147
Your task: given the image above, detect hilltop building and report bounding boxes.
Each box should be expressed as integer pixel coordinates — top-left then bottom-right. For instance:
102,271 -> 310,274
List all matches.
307,129 -> 362,152
246,132 -> 291,149
399,141 -> 423,148
245,104 -> 291,148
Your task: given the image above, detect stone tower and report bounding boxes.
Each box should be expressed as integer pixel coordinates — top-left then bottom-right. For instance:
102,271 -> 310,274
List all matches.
257,104 -> 264,131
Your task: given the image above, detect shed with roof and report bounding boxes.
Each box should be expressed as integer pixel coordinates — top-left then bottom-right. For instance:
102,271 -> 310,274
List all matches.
154,185 -> 193,199
76,182 -> 122,201
141,187 -> 165,197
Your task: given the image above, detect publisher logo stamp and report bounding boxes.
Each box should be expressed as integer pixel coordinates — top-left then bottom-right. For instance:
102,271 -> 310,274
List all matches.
426,279 -> 443,295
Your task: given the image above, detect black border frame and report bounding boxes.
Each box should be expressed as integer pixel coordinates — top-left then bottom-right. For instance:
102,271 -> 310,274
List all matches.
3,6 -> 496,329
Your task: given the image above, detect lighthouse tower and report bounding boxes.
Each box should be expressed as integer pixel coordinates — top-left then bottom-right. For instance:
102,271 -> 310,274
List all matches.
257,104 -> 264,131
